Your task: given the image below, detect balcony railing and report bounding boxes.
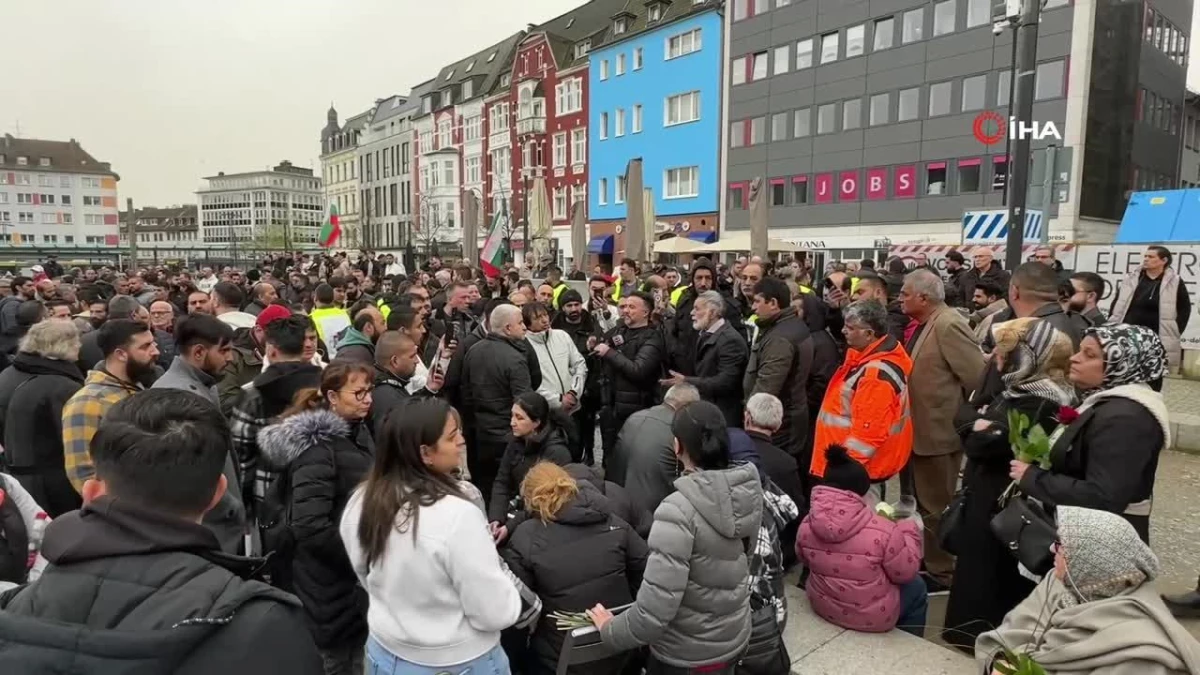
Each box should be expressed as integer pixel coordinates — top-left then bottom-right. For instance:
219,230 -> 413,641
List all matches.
516,116 -> 546,135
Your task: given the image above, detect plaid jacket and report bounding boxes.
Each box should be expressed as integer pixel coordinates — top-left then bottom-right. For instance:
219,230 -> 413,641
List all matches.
62,370 -> 142,492
749,475 -> 800,626
228,384 -> 272,511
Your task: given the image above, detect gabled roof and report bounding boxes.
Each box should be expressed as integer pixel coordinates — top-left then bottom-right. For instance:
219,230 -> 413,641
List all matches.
0,134 -> 118,178
529,0 -> 631,71
369,95 -> 414,125
431,32 -> 527,102
117,206 -> 199,232
343,110 -> 372,132
589,0 -> 718,53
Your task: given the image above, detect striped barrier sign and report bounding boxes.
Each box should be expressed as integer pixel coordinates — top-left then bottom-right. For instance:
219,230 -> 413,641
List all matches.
961,209 -> 1044,244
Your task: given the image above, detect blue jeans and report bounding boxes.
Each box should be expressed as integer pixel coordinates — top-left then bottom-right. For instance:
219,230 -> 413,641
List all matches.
365,636 -> 511,675
896,576 -> 929,638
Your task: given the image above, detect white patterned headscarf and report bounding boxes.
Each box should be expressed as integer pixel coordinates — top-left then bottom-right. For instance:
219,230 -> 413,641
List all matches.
1085,324 -> 1167,391
1056,506 -> 1159,605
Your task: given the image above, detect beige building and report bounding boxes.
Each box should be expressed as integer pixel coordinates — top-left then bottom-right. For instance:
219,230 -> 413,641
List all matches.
320,105 -> 370,249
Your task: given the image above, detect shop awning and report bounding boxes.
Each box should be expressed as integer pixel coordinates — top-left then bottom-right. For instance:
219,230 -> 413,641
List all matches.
688,231 -> 717,244
587,234 -> 614,255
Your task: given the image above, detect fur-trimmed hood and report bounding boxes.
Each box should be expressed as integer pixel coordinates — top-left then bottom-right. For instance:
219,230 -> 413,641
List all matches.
258,408 -> 351,470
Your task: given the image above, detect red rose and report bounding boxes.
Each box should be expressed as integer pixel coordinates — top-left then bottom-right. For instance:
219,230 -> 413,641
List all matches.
1057,406 -> 1080,424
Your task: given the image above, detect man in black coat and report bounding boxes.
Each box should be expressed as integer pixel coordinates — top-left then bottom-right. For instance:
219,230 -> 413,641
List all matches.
463,304 -> 534,504
369,331 -> 440,440
668,258 -> 742,374
744,278 -> 815,458
551,289 -> 604,465
0,390 -> 322,675
662,290 -> 748,428
957,248 -> 1011,302
596,292 -> 666,459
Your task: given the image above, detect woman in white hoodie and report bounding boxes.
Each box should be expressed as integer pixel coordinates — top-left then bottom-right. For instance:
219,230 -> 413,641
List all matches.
340,398 -> 520,674
522,303 -> 587,414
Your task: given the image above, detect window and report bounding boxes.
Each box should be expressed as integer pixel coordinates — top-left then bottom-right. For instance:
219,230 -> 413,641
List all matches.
843,99 -> 862,129
966,0 -> 989,27
553,187 -> 567,219
929,81 -> 952,116
898,87 -> 920,121
795,108 -> 811,136
667,29 -> 702,59
874,17 -> 894,50
82,177 -> 99,188
62,195 -> 71,206
437,119 -> 452,147
1035,60 -> 1065,100
572,128 -> 586,164
749,117 -> 766,145
772,112 -> 789,140
464,116 -> 482,141
553,133 -> 567,166
665,91 -> 701,125
962,74 -> 987,111
616,109 -> 626,136
599,178 -> 608,204
634,47 -> 644,70
83,195 -> 102,206
616,54 -> 626,76
633,105 -> 643,133
903,8 -> 923,43
16,174 -> 30,186
820,32 -> 839,63
616,176 -> 627,203
732,56 -> 748,85
774,45 -> 789,75
41,194 -> 54,205
771,181 -> 787,206
959,160 -> 982,192
575,41 -> 590,59
38,175 -> 54,187
817,103 -> 837,134
926,163 -> 947,195
751,51 -> 768,80
466,156 -> 482,184
15,157 -> 26,166
665,167 -> 699,198
61,213 -> 72,224
728,184 -> 746,210
18,212 -> 33,224
796,39 -> 813,68
648,3 -> 662,22
998,71 -> 1012,106
0,193 -> 5,204
42,213 -> 56,224
933,0 -> 955,36
870,93 -> 890,125
733,0 -> 748,20
462,80 -> 473,99
600,112 -> 609,139
792,178 -> 809,204
16,193 -> 30,204
600,60 -> 609,80
730,122 -> 745,148
846,24 -> 865,57
60,176 -> 70,188
556,78 -> 582,114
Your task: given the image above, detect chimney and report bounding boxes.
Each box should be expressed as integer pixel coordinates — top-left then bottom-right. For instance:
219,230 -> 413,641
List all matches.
218,171 -> 225,176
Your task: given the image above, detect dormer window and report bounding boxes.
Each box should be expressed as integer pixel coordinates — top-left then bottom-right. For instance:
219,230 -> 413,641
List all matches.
487,51 -> 497,62
614,18 -> 628,34
38,157 -> 50,167
16,156 -> 27,166
443,88 -> 454,106
462,80 -> 474,99
648,4 -> 662,21
422,96 -> 433,113
445,69 -> 455,81
501,73 -> 511,87
466,60 -> 475,72
575,40 -> 591,58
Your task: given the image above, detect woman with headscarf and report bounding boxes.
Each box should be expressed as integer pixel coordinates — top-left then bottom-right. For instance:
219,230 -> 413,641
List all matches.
977,506 -> 1200,674
1010,324 -> 1170,543
942,318 -> 1078,653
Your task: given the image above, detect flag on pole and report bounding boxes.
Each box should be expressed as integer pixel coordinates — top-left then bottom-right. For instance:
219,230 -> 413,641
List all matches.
479,201 -> 508,278
319,203 -> 341,248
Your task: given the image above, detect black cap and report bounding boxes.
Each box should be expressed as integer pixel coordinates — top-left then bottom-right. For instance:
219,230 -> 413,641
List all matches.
822,445 -> 870,496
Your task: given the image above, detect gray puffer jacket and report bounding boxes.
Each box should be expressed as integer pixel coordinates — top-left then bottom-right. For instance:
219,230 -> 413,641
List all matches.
600,462 -> 763,668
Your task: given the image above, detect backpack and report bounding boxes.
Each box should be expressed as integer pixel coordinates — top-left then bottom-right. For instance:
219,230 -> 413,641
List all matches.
0,487 -> 29,584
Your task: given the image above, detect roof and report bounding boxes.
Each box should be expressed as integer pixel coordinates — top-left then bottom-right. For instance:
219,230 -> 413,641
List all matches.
529,0 -> 631,71
343,110 -> 372,132
587,0 -> 719,54
117,206 -> 199,232
430,32 -> 527,103
369,95 -> 415,125
0,134 -> 118,179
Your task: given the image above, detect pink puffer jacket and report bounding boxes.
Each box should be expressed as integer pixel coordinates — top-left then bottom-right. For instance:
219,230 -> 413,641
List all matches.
797,486 -> 922,633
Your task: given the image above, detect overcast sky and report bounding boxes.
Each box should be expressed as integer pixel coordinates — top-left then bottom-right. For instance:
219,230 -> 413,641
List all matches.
3,1 -> 1199,207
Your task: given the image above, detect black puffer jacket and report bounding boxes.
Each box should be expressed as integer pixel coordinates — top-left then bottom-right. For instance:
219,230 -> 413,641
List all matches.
502,484 -> 648,675
259,409 -> 374,649
490,425 -> 574,523
465,334 -> 535,446
0,353 -> 85,517
0,497 -> 322,675
565,463 -> 653,539
599,323 -> 665,422
670,285 -> 743,375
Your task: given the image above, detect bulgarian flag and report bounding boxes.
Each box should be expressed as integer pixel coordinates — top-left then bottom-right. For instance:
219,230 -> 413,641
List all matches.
319,203 -> 341,248
479,201 -> 508,278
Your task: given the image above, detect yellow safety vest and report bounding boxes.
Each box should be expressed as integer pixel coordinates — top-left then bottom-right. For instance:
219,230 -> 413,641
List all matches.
670,285 -> 687,307
310,306 -> 351,351
799,285 -> 813,295
376,296 -> 391,321
611,279 -> 638,302
551,282 -> 569,310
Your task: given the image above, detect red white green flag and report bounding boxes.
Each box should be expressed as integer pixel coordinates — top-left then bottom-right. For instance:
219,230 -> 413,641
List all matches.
479,200 -> 508,277
319,203 -> 341,248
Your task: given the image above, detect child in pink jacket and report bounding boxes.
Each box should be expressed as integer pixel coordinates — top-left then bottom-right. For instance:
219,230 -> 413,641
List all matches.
797,446 -> 926,636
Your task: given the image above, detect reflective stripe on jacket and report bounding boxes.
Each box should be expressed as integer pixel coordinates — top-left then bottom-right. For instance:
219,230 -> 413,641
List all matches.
811,335 -> 913,480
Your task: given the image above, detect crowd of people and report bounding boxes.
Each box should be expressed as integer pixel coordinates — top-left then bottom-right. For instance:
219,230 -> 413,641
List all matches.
0,245 -> 1195,674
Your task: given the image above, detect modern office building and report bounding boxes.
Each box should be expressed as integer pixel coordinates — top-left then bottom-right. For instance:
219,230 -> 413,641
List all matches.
357,83 -> 431,252
588,0 -> 723,267
1180,91 -> 1200,188
320,106 -> 370,248
0,134 -> 120,248
723,0 -> 1191,258
196,161 -> 324,247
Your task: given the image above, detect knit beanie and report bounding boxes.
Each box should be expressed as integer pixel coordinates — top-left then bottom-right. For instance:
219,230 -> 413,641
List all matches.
558,288 -> 583,308
822,445 -> 870,496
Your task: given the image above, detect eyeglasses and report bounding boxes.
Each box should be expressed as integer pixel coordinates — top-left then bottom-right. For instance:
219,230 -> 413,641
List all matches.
341,387 -> 373,402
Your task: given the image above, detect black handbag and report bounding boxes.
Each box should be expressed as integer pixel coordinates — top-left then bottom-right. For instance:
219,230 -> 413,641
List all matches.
989,493 -> 1057,576
937,487 -> 969,556
736,605 -> 790,675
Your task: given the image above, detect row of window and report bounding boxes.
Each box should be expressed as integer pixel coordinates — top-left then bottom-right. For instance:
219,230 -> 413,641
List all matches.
0,211 -> 117,225
549,184 -> 588,219
597,27 -> 703,82
124,231 -> 200,243
1144,6 -> 1188,67
360,183 -> 413,220
1184,114 -> 1200,150
0,155 -> 53,168
0,233 -> 106,246
727,158 -> 1011,209
550,129 -> 590,167
597,91 -> 702,140
359,142 -> 411,184
596,166 -> 701,206
1133,166 -> 1179,192
1138,89 -> 1181,136
729,63 -> 1064,145
0,174 -> 100,188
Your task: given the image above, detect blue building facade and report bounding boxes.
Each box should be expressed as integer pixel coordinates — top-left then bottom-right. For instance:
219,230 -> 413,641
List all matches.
588,8 -> 723,238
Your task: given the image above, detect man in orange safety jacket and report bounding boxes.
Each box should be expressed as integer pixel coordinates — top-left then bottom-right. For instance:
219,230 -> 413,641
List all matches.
810,299 -> 913,482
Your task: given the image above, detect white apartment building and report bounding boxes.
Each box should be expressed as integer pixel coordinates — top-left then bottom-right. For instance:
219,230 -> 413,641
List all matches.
118,206 -> 202,260
196,161 -> 323,247
320,106 -> 369,248
357,85 -> 429,251
0,133 -> 120,248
